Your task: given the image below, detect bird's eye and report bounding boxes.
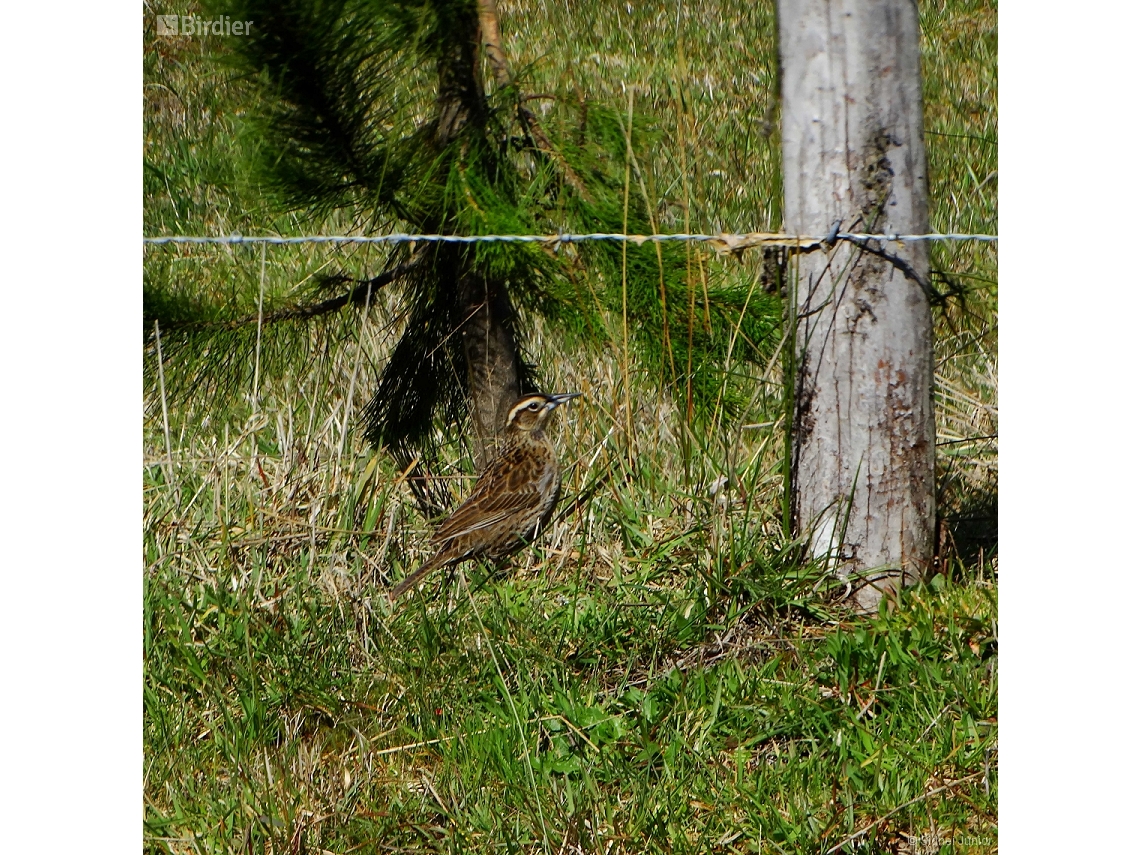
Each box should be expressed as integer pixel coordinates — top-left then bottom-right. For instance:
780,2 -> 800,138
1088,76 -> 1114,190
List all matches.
528,402 -> 540,411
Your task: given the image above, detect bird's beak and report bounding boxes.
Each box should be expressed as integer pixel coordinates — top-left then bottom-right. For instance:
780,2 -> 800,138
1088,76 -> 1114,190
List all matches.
547,392 -> 582,408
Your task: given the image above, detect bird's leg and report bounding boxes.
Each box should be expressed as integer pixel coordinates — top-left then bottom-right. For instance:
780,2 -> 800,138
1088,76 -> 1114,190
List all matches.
490,557 -> 514,585
444,564 -> 462,611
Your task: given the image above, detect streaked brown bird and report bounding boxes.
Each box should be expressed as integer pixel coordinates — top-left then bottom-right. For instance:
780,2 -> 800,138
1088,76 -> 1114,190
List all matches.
390,392 -> 580,598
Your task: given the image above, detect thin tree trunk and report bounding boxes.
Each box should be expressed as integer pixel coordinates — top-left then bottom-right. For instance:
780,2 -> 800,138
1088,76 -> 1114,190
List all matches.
476,0 -> 591,201
458,270 -> 522,471
434,4 -> 486,144
778,0 -> 935,610
432,2 -> 522,469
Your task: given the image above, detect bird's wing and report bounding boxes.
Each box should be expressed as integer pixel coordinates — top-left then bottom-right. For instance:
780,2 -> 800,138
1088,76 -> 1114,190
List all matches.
431,452 -> 548,544
432,481 -> 543,543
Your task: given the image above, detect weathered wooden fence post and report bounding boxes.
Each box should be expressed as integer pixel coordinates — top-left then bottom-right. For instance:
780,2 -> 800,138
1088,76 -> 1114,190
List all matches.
778,0 -> 935,610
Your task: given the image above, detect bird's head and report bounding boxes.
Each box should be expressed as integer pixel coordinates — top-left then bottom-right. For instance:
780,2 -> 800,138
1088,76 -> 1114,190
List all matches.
504,392 -> 580,435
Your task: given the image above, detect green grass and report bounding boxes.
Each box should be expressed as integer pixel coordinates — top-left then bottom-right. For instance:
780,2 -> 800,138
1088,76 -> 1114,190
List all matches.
144,1 -> 997,852
145,451 -> 996,854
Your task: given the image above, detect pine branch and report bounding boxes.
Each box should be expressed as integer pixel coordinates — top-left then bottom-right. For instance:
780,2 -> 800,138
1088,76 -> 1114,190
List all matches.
162,253 -> 423,333
475,0 -> 592,202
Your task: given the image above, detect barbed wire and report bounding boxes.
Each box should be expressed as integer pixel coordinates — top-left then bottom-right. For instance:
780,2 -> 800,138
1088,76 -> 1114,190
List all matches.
143,231 -> 997,248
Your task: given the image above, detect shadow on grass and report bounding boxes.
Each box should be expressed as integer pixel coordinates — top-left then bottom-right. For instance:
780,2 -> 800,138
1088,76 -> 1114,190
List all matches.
941,478 -> 997,568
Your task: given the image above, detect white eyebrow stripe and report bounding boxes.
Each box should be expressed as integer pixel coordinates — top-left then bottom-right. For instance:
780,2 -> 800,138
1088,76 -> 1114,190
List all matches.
506,396 -> 548,423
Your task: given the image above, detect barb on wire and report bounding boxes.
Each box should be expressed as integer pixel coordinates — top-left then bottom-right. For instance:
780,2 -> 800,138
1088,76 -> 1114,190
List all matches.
143,231 -> 998,249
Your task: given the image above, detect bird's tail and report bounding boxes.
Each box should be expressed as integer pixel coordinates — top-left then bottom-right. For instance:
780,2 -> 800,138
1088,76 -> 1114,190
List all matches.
390,552 -> 446,598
